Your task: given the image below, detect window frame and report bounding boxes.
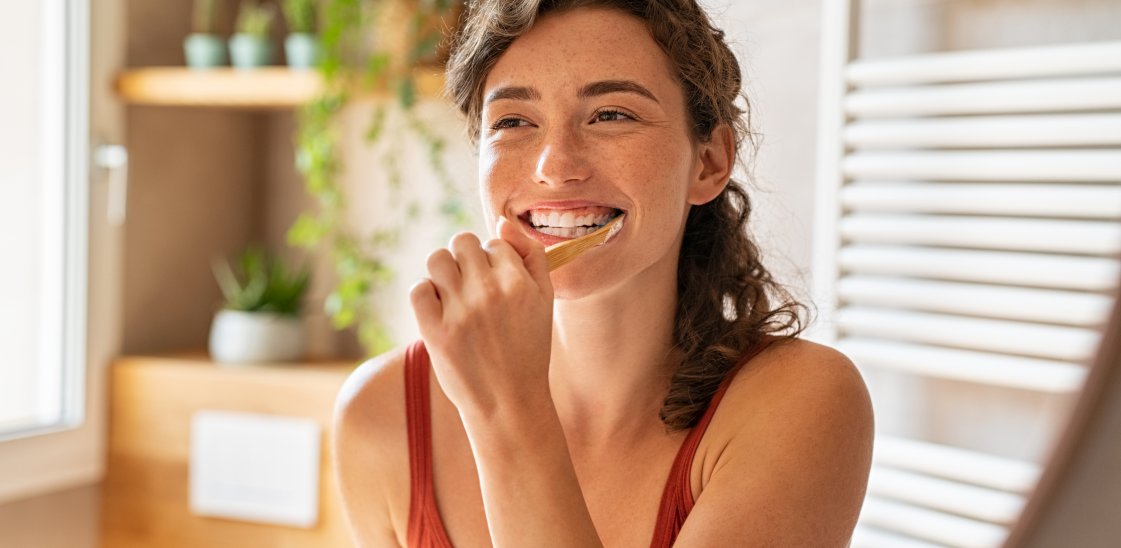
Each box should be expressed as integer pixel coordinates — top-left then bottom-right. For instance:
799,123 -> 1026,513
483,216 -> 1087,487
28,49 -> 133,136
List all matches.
0,0 -> 100,504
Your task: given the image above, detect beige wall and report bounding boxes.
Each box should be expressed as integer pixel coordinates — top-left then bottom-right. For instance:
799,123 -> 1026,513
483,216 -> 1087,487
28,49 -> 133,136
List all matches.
0,486 -> 100,548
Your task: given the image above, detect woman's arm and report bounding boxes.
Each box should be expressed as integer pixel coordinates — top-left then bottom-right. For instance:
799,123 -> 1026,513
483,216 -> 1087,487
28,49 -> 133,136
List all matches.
410,218 -> 604,548
673,342 -> 874,547
333,350 -> 410,548
461,391 -> 603,547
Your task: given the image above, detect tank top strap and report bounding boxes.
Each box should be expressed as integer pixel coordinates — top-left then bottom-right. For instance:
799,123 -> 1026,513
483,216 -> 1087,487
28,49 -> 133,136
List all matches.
648,335 -> 778,548
404,341 -> 455,548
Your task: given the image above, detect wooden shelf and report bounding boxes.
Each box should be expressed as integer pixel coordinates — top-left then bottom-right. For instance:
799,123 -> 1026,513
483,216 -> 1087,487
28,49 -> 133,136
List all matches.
115,66 -> 447,109
113,350 -> 360,371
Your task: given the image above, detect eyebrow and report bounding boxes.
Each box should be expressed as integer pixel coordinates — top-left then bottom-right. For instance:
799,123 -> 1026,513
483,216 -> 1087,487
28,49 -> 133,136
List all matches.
578,80 -> 660,103
484,86 -> 541,104
483,79 -> 660,105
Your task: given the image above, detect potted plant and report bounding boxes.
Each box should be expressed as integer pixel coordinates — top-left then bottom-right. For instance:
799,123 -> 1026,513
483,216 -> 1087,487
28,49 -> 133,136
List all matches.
184,0 -> 227,69
229,0 -> 276,69
283,0 -> 320,70
208,247 -> 311,364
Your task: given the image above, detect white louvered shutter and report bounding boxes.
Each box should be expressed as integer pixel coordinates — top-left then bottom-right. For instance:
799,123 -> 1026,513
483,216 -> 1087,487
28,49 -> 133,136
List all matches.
812,3 -> 1121,547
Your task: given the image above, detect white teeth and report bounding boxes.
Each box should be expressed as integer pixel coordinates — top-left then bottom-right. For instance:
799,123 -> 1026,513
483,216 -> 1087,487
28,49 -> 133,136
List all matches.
537,226 -> 592,238
526,208 -> 620,237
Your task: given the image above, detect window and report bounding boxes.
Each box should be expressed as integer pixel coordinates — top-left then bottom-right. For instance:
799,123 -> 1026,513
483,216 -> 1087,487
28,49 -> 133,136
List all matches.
0,0 -> 86,441
812,1 -> 1121,546
0,0 -> 99,503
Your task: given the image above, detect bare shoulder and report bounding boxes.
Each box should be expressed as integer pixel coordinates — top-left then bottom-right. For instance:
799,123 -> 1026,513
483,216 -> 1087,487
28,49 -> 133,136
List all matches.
332,346 -> 410,547
334,346 -> 408,439
720,337 -> 874,461
725,337 -> 872,427
681,337 -> 874,545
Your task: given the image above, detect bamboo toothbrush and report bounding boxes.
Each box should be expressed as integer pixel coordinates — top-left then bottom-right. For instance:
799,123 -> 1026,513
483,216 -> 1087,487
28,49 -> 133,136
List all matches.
545,214 -> 626,272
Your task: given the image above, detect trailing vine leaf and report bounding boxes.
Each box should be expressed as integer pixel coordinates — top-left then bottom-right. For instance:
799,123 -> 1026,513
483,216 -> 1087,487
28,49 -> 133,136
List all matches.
363,52 -> 392,89
369,229 -> 400,248
405,108 -> 471,228
364,104 -> 388,143
288,212 -> 329,247
291,0 -> 467,357
397,76 -> 417,109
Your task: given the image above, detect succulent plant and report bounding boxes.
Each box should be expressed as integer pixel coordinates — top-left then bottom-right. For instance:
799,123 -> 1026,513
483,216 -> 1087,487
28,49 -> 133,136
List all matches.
235,0 -> 276,38
283,0 -> 317,34
213,247 -> 311,316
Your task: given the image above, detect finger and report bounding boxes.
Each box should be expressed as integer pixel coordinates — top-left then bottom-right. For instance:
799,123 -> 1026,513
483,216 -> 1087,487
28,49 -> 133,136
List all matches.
481,237 -> 523,269
497,216 -> 551,293
449,232 -> 491,276
409,278 -> 443,335
425,248 -> 460,297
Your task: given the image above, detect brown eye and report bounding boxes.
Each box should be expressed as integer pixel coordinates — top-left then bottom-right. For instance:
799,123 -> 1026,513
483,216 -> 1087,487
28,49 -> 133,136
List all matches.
491,117 -> 529,130
592,109 -> 634,123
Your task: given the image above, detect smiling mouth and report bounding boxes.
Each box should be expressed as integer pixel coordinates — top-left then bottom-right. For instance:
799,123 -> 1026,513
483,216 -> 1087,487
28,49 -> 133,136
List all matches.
522,206 -> 624,239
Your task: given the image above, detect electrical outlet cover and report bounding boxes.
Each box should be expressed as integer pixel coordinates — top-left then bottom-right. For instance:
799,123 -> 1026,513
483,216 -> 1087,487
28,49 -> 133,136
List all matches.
189,410 -> 321,528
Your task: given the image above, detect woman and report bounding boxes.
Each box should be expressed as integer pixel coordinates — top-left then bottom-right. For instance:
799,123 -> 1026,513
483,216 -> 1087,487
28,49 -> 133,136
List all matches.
334,1 -> 873,546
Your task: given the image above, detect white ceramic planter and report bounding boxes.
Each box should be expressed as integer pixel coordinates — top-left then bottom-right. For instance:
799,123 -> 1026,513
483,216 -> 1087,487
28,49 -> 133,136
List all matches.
228,34 -> 274,69
183,33 -> 227,69
284,33 -> 320,69
209,309 -> 305,364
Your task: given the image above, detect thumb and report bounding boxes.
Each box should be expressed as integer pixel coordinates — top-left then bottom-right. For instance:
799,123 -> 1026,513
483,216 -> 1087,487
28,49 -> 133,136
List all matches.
497,216 -> 551,291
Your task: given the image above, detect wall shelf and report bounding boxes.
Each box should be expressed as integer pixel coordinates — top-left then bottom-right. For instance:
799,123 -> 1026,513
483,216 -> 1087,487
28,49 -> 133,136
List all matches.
115,66 -> 447,109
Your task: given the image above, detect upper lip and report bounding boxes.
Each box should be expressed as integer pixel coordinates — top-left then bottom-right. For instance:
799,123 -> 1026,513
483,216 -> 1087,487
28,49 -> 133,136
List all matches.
515,200 -> 627,217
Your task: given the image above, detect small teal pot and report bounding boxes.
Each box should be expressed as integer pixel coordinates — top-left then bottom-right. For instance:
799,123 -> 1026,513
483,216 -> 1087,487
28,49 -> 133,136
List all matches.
229,34 -> 274,69
183,34 -> 227,69
285,33 -> 320,70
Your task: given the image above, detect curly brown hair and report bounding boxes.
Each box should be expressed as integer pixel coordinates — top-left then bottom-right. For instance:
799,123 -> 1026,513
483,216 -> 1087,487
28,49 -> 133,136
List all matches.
445,0 -> 807,431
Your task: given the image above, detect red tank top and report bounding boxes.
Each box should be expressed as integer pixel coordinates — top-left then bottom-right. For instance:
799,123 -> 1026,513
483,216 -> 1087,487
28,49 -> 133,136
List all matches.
404,338 -> 773,547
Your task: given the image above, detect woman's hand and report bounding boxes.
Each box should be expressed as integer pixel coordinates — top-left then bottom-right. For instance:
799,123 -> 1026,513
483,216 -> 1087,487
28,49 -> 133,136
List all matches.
410,216 -> 555,420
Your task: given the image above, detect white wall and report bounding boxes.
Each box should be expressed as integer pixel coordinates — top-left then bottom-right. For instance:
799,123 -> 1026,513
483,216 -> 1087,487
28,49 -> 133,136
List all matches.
264,100 -> 483,356
337,100 -> 484,350
706,0 -> 825,306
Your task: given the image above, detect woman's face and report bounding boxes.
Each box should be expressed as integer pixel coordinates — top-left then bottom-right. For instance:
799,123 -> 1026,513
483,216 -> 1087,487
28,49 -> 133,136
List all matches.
479,8 -> 712,299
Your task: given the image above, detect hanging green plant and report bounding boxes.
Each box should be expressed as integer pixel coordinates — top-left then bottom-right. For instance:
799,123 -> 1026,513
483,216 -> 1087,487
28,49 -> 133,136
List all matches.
288,0 -> 468,355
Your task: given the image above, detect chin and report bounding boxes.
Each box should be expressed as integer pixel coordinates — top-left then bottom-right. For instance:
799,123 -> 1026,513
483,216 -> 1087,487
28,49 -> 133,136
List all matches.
549,260 -> 630,302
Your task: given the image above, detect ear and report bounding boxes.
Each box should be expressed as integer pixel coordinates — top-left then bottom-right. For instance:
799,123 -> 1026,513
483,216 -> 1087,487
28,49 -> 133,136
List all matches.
687,124 -> 735,205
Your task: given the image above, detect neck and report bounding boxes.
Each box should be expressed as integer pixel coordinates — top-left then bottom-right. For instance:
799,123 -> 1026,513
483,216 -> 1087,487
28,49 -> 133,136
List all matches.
548,260 -> 680,449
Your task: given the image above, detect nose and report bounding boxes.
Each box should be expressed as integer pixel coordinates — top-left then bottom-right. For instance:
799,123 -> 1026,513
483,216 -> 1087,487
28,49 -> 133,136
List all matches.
534,125 -> 591,187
